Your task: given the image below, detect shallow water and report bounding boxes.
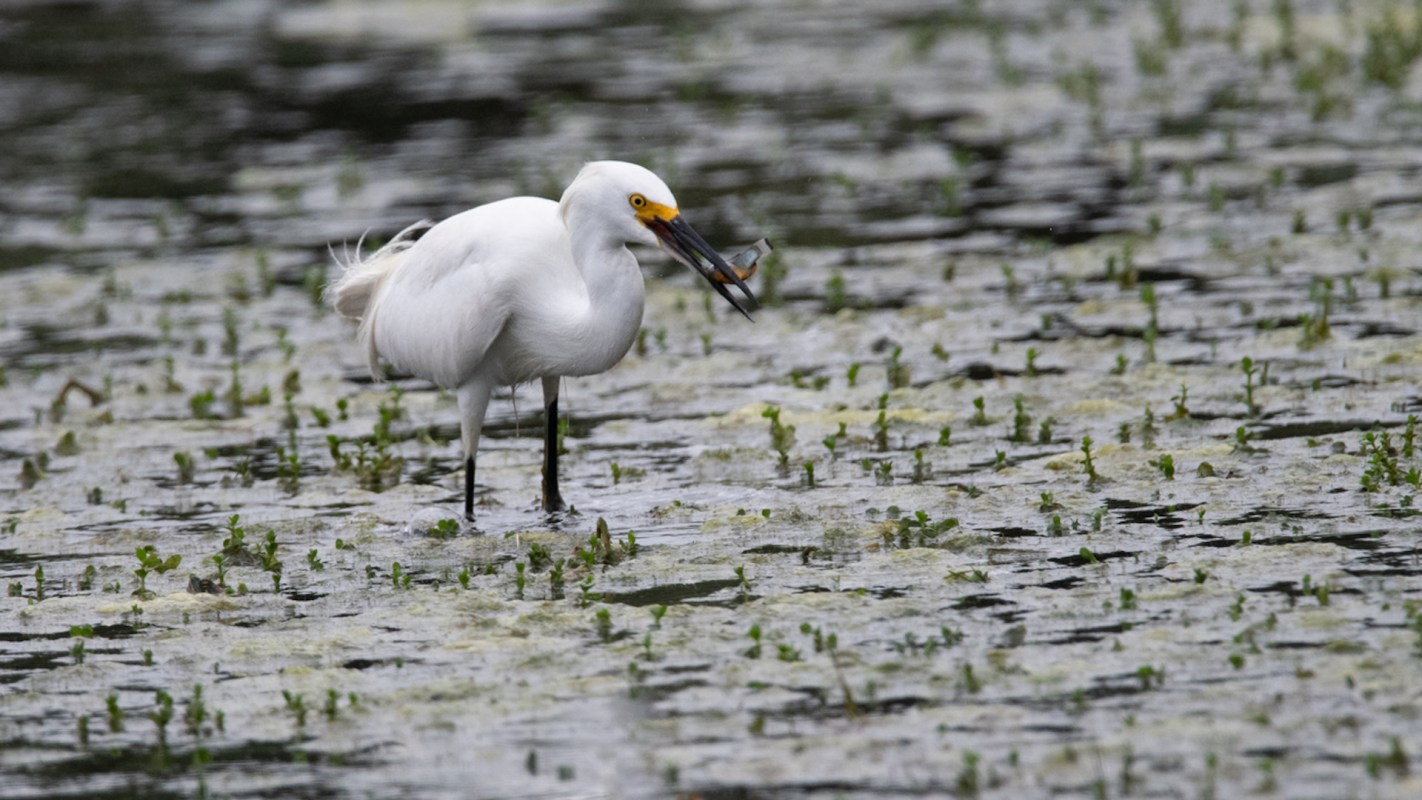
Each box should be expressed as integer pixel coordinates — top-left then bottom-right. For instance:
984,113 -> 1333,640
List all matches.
3,1 -> 1422,798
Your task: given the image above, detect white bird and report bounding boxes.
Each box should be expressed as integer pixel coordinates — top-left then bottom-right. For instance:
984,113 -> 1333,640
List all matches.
328,160 -> 759,521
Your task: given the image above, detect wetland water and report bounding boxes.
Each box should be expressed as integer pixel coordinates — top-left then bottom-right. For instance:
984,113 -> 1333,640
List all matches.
3,0 -> 1422,797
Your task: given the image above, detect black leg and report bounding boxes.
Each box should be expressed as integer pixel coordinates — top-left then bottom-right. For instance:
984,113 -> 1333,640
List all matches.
542,394 -> 565,512
464,455 -> 475,521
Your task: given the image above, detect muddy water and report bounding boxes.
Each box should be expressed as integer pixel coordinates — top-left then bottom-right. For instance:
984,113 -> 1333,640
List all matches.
4,0 -> 1422,797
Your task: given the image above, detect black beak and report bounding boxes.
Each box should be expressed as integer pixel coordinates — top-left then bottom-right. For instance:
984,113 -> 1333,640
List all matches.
649,215 -> 758,319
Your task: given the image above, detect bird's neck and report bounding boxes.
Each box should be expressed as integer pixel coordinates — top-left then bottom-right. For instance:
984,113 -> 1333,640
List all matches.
554,213 -> 645,375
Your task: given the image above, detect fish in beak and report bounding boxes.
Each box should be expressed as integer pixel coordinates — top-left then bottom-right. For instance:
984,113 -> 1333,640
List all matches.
638,204 -> 762,318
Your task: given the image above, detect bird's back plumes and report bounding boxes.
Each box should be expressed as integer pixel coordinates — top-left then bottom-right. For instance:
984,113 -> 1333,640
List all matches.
326,220 -> 432,377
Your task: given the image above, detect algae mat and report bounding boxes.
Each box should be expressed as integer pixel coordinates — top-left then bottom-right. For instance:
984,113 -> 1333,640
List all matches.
2,1 -> 1422,798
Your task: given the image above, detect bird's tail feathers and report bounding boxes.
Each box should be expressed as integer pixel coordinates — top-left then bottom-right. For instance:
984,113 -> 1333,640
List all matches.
326,220 -> 432,319
325,219 -> 433,378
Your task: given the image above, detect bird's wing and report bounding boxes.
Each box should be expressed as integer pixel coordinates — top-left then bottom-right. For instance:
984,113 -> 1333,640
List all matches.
365,197 -> 565,389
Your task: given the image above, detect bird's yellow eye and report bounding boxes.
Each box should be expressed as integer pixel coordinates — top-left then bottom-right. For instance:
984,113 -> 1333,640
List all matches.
629,193 -> 647,209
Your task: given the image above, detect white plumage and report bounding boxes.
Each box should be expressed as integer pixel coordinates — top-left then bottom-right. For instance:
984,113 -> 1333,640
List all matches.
328,160 -> 757,521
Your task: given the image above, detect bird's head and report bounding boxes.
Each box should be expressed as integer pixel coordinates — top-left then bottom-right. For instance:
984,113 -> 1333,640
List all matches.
563,161 -> 758,318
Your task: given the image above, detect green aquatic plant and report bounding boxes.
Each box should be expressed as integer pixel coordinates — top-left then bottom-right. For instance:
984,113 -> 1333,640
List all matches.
734,565 -> 752,598
17,458 -> 41,490
874,394 -> 890,451
174,451 -> 195,484
824,271 -> 847,312
149,689 -> 175,766
1360,429 -> 1404,491
744,624 -> 763,659
1010,394 -> 1031,443
970,396 -> 990,426
762,405 -> 796,468
429,518 -> 460,539
55,430 -> 79,456
1119,587 -> 1138,610
548,559 -> 566,599
1233,425 -> 1256,453
1154,453 -> 1175,480
1300,277 -> 1333,348
282,689 -> 307,730
274,444 -> 300,494
133,545 -> 181,599
527,542 -> 553,571
886,346 -> 910,388
577,575 -> 598,607
1167,384 -> 1190,421
1362,4 -> 1422,89
911,449 -> 931,484
1081,436 -> 1099,485
106,693 -> 124,733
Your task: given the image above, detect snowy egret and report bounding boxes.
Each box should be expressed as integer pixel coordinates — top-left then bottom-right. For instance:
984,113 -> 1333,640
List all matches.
328,161 -> 761,521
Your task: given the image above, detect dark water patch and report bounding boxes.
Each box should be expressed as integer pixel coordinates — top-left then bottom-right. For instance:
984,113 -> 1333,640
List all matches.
1344,564 -> 1422,578
1186,535 -> 1239,549
1266,640 -> 1329,650
16,736 -> 356,790
741,543 -> 818,558
0,623 -> 140,643
83,167 -> 227,200
1257,531 -> 1389,552
684,780 -> 920,799
952,593 -> 1013,611
303,89 -> 527,147
1038,576 -> 1085,590
1106,498 -> 1198,530
1047,621 -> 1133,645
1211,506 -> 1335,526
138,502 -> 223,520
1049,549 -> 1139,567
341,658 -> 385,671
0,649 -> 68,676
601,577 -> 743,607
1367,506 -> 1422,520
1157,112 -> 1212,137
633,675 -> 712,704
1287,374 -> 1370,389
991,526 -> 1040,539
778,286 -> 914,311
5,326 -> 161,367
953,361 -> 1006,381
1351,320 -> 1415,338
0,244 -> 65,273
1295,163 -> 1358,188
1250,418 -> 1402,441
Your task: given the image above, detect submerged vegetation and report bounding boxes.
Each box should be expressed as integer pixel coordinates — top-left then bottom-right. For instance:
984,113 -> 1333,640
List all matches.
3,1 -> 1422,799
